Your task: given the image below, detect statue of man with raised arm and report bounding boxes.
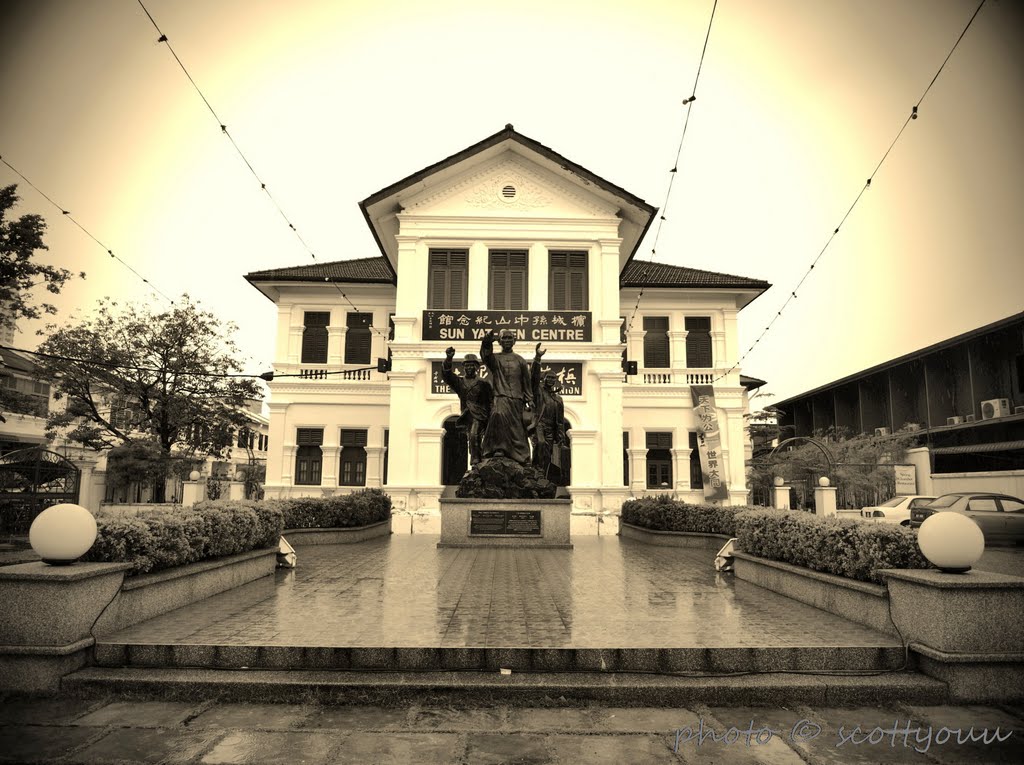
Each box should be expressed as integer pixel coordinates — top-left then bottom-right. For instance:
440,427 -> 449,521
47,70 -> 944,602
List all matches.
531,343 -> 568,483
479,328 -> 533,466
442,347 -> 492,467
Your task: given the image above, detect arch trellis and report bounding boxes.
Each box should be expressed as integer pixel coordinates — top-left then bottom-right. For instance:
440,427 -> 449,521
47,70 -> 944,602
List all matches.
0,447 -> 81,535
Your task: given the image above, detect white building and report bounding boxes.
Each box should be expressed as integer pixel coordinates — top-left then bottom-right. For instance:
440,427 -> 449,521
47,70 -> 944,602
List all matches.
245,126 -> 769,521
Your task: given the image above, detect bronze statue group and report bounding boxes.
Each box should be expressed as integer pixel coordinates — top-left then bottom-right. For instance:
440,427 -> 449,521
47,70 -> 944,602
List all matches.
442,329 -> 569,485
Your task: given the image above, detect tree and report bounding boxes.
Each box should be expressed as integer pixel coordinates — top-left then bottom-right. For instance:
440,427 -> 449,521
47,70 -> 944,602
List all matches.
0,185 -> 83,422
36,297 -> 262,501
0,184 -> 82,335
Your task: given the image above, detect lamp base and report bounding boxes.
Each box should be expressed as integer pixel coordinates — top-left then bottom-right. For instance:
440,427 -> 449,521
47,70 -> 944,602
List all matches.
937,566 -> 971,574
41,559 -> 76,566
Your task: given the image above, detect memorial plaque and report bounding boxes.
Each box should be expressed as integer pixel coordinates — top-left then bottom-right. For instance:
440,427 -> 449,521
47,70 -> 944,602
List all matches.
469,509 -> 542,536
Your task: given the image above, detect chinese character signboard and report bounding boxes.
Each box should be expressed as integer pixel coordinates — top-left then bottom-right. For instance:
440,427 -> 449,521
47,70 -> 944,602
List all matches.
690,384 -> 730,502
431,361 -> 583,396
422,311 -> 592,342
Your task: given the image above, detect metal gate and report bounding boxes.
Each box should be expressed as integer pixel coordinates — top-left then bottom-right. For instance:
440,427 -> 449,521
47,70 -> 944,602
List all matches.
0,447 -> 81,535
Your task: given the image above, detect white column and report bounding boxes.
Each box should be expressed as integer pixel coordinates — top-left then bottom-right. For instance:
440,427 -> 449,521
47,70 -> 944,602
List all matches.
596,371 -> 624,490
711,330 -> 726,372
286,326 -> 303,365
529,243 -> 547,311
468,241 -> 488,310
414,428 -> 445,487
626,328 -> 645,377
328,326 -> 345,367
814,486 -> 838,517
773,485 -> 791,510
722,309 -> 738,373
364,447 -> 384,488
393,235 -> 421,338
280,444 -> 297,485
669,330 -> 687,372
671,447 -> 692,492
568,430 -> 599,487
386,370 -> 418,486
598,239 -> 622,343
321,444 -> 339,489
266,402 -> 288,487
628,447 -> 647,495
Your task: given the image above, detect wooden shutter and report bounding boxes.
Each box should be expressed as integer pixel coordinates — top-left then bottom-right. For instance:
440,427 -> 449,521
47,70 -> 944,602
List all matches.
296,428 -> 323,446
685,316 -> 712,368
301,312 -> 330,363
489,251 -> 528,310
428,250 -> 468,309
646,432 -> 672,450
341,429 -> 368,447
549,251 -> 587,310
643,316 -> 670,368
344,313 -> 372,364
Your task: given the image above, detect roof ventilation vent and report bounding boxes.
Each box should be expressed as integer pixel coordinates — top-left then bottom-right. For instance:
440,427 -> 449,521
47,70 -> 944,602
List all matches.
502,185 -> 516,199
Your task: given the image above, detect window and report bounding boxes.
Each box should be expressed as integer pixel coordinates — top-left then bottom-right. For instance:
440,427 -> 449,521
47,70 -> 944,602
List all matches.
623,432 -> 629,486
237,428 -> 248,448
109,395 -> 141,432
967,498 -> 997,512
685,316 -> 712,368
344,313 -> 372,364
1002,498 -> 1024,513
488,250 -> 528,310
340,429 -> 368,486
646,432 -> 672,489
382,429 -> 389,485
643,316 -> 670,368
301,312 -> 330,364
428,249 -> 468,310
549,251 -> 587,310
295,428 -> 323,485
689,432 -> 703,489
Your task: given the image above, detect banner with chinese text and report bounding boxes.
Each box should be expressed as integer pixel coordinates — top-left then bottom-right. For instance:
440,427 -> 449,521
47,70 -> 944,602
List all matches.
690,384 -> 730,502
431,361 -> 583,396
422,311 -> 592,342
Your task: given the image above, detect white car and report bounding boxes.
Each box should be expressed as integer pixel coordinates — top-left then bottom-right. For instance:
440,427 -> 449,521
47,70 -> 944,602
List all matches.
861,495 -> 937,526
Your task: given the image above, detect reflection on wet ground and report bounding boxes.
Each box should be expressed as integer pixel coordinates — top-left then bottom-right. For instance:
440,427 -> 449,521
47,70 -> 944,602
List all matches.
101,536 -> 898,648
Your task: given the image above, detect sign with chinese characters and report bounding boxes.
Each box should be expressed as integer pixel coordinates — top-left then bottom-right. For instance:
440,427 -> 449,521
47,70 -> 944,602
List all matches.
470,510 -> 542,536
431,361 -> 583,396
690,384 -> 730,502
422,311 -> 592,342
894,464 -> 917,495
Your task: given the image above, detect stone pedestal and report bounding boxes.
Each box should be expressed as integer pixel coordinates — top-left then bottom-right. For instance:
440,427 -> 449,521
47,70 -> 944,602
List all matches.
772,485 -> 791,510
438,498 -> 572,548
813,486 -> 837,516
181,480 -> 205,508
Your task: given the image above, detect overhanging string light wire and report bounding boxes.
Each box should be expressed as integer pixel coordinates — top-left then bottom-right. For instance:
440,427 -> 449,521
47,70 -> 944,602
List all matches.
0,156 -> 174,304
626,0 -> 718,336
714,0 -> 988,385
134,0 -> 389,342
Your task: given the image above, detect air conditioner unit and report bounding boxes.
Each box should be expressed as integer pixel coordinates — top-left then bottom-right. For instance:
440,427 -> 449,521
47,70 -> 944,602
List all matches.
981,398 -> 1011,420
964,414 -> 976,422
1015,406 -> 1024,415
874,427 -> 890,437
946,416 -> 963,426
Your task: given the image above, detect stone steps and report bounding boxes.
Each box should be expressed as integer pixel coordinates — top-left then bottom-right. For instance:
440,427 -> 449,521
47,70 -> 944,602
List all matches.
93,642 -> 907,674
62,666 -> 949,707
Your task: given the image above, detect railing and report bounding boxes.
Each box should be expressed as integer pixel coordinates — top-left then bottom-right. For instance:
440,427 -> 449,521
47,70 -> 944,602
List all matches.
295,367 -> 380,381
629,368 -> 735,387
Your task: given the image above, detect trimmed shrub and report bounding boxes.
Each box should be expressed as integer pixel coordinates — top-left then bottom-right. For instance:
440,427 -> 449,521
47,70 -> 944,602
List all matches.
279,488 -> 392,530
85,501 -> 284,576
734,509 -> 930,584
620,495 -> 753,536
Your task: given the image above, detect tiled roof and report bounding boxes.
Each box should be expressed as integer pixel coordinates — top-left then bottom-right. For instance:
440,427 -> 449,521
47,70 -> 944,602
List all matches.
620,260 -> 770,290
244,256 -> 395,284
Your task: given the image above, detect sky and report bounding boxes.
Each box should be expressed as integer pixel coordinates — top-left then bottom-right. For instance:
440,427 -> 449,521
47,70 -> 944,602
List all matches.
1,0 -> 1021,407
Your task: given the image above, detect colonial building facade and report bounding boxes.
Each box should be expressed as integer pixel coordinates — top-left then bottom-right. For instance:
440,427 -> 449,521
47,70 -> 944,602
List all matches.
245,126 -> 769,518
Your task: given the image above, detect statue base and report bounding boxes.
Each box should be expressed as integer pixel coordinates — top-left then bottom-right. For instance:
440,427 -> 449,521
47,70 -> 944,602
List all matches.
437,498 -> 572,548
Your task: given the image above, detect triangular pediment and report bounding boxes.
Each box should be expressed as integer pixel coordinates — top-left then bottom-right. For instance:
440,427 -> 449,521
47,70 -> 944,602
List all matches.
400,152 -> 620,219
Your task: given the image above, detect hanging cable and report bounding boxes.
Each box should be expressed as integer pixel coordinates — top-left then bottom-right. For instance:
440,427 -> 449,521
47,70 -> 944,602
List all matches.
714,0 -> 987,384
134,0 -> 388,341
0,156 -> 174,304
626,0 -> 718,337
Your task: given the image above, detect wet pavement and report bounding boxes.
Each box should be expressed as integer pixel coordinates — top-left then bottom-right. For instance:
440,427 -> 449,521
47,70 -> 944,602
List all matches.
2,695 -> 1023,764
100,536 -> 898,650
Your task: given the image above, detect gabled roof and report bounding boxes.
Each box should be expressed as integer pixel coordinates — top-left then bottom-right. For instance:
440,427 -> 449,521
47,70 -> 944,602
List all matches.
620,260 -> 771,290
244,256 -> 394,285
359,125 -> 657,275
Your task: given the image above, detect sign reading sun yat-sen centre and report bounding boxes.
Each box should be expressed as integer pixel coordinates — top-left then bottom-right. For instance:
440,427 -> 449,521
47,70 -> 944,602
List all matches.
422,311 -> 592,342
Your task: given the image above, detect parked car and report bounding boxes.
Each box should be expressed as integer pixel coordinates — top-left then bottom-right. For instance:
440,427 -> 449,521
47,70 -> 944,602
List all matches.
909,492 -> 1024,543
860,495 -> 936,526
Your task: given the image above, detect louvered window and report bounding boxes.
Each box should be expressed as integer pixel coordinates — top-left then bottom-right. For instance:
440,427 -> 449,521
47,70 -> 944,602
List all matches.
488,250 -> 529,310
340,429 -> 368,486
623,432 -> 629,487
689,432 -> 703,488
301,312 -> 330,364
549,251 -> 588,310
427,250 -> 468,310
685,316 -> 712,368
382,430 -> 389,485
344,313 -> 372,364
646,430 -> 673,489
295,428 -> 323,485
643,316 -> 670,369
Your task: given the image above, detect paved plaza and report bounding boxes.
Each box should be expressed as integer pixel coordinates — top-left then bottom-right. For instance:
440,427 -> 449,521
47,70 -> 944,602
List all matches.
100,535 -> 898,651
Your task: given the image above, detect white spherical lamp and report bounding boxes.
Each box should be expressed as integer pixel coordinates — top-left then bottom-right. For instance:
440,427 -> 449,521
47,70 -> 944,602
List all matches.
773,476 -> 785,487
918,512 -> 985,573
818,476 -> 830,487
189,470 -> 201,481
29,503 -> 98,566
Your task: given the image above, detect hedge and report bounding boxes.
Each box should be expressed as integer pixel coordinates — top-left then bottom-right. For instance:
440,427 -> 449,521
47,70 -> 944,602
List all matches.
620,495 -> 752,536
84,490 -> 393,575
734,508 -> 931,584
85,501 -> 284,576
619,496 -> 931,585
